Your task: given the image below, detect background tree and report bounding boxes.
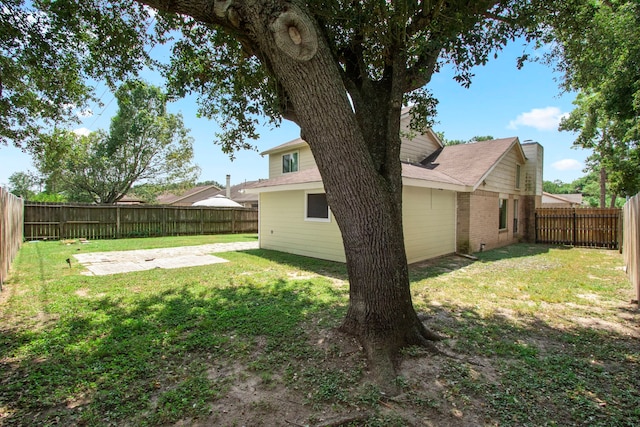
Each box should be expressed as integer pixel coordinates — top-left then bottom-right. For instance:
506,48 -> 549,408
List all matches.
9,0 -> 556,388
7,171 -> 39,199
545,0 -> 639,198
34,80 -> 198,204
436,132 -> 494,146
543,179 -> 574,195
543,172 -> 627,208
559,90 -> 640,204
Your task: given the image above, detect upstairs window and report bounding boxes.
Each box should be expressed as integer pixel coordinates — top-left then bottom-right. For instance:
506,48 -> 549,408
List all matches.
515,164 -> 521,189
282,152 -> 299,173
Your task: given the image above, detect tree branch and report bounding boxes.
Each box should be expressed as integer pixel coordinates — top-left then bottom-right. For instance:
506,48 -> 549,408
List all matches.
404,46 -> 441,92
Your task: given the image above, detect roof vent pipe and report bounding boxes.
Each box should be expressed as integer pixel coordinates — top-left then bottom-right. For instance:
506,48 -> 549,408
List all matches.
226,175 -> 231,199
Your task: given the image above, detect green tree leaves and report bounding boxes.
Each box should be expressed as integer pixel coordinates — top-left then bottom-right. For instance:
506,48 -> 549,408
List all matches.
0,0 -> 155,148
33,81 -> 198,204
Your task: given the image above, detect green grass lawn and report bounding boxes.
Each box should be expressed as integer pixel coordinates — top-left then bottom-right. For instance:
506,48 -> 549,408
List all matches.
0,236 -> 638,426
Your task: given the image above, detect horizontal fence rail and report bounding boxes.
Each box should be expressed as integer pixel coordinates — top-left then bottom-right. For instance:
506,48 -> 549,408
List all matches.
24,202 -> 258,241
535,207 -> 621,249
1,187 -> 24,287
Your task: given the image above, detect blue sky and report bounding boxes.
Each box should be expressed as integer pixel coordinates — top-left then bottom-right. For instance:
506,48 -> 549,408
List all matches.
0,40 -> 586,189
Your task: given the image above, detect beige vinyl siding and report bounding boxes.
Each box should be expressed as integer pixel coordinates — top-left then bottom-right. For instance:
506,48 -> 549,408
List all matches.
483,148 -> 523,194
268,145 -> 317,179
399,119 -> 441,163
259,190 -> 345,262
403,186 -> 456,264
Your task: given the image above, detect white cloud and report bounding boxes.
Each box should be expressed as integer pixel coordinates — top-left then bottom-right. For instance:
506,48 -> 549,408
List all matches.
507,107 -> 569,131
551,159 -> 582,171
73,127 -> 91,136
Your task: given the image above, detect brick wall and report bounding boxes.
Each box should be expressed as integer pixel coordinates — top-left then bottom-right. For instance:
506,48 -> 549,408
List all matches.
457,189 -> 526,254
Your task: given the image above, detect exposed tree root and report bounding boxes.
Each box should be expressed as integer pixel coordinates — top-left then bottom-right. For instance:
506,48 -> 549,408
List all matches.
339,313 -> 453,396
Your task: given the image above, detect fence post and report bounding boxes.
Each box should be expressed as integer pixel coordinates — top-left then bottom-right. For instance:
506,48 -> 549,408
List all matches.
1,188 -> 24,289
232,209 -> 237,233
572,209 -> 577,246
59,204 -> 66,239
162,207 -> 167,237
116,205 -> 121,239
618,209 -> 623,253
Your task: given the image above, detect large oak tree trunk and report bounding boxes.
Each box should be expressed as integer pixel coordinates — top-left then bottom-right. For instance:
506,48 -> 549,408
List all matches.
241,4 -> 441,388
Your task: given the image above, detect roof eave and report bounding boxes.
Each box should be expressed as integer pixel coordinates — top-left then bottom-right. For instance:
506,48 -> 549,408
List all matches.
260,138 -> 308,156
245,181 -> 324,193
402,177 -> 470,192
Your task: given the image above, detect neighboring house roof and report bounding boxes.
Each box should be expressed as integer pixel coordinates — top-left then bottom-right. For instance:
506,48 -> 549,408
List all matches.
420,137 -> 525,190
542,192 -> 583,206
192,195 -> 243,207
117,195 -> 146,204
250,136 -> 524,193
210,180 -> 262,203
156,184 -> 220,205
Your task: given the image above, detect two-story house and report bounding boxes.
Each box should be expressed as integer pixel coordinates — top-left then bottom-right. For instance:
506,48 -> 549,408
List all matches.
247,110 -> 543,263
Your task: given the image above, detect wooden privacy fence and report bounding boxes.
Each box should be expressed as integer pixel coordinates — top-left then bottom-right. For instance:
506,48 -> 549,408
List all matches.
23,202 -> 258,241
535,207 -> 621,249
622,194 -> 639,303
1,187 -> 24,288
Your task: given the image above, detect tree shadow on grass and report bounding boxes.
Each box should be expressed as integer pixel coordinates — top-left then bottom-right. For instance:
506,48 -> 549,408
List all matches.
409,243 -> 564,281
0,276 -> 343,426
407,301 -> 640,426
239,248 -> 349,281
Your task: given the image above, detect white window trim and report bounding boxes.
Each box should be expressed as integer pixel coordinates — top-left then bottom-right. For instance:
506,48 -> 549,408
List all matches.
304,191 -> 331,222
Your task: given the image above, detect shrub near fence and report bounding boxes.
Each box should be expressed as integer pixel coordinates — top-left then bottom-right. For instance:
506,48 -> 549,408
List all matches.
23,202 -> 258,241
622,193 -> 640,303
1,187 -> 24,288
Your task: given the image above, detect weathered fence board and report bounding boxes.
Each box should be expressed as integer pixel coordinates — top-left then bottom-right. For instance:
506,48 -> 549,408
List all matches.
1,187 -> 24,287
622,194 -> 640,303
23,203 -> 257,241
535,207 -> 621,249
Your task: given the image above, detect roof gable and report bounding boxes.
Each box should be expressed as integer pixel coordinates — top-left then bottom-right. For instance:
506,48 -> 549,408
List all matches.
420,137 -> 524,190
210,180 -> 262,202
261,138 -> 307,155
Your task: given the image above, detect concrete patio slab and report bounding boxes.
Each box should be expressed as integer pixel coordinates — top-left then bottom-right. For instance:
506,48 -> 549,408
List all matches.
74,241 -> 259,276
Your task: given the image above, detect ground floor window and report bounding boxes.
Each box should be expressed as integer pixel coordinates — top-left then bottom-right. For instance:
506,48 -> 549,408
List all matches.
499,198 -> 508,230
306,192 -> 330,221
513,199 -> 519,232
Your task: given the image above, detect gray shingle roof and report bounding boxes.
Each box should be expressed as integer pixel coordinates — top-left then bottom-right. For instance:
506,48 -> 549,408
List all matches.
420,137 -> 521,188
